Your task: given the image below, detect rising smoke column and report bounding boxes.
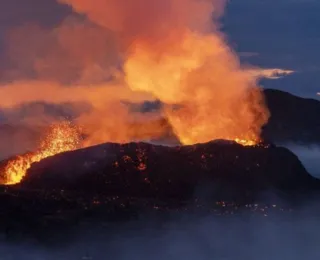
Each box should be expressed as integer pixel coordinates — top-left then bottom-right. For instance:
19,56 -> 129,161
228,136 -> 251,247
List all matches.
58,0 -> 269,144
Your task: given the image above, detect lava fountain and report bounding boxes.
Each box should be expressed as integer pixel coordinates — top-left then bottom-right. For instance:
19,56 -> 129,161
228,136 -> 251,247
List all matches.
2,121 -> 81,185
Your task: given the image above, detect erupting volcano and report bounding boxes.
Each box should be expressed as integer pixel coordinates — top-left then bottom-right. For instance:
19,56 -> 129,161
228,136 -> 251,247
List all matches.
0,121 -> 259,185
1,0 -> 320,257
0,0 -> 272,185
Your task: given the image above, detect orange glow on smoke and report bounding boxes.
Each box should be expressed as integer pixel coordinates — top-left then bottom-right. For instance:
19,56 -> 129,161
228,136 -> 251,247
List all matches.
2,121 -> 81,185
51,0 -> 269,147
124,32 -> 268,146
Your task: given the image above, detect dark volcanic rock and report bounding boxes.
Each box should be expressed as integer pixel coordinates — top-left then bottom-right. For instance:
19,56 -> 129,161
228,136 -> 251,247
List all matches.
18,141 -> 320,202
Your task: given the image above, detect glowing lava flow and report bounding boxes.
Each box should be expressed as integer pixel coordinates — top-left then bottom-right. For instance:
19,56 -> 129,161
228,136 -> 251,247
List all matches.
234,138 -> 258,146
2,121 -> 81,185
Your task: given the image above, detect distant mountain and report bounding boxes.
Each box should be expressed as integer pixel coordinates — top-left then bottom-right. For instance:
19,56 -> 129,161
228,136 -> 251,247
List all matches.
262,89 -> 320,144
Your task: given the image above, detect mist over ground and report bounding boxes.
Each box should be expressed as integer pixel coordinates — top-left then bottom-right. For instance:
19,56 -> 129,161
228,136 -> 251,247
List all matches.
1,207 -> 320,260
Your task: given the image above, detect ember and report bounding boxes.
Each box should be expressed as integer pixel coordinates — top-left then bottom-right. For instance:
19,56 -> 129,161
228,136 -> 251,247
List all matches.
2,121 -> 81,185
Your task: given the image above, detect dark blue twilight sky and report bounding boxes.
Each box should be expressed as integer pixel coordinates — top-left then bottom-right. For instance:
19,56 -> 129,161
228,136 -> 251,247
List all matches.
223,0 -> 320,99
0,0 -> 319,99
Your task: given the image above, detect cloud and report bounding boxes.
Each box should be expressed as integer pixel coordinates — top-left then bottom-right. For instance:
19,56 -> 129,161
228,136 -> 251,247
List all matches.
248,68 -> 295,80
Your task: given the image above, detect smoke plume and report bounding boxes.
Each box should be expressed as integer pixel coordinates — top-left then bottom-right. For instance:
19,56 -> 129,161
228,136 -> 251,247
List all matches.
1,0 -> 272,146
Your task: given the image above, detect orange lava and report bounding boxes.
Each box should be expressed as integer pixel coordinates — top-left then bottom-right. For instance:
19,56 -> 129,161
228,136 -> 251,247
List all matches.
2,121 -> 81,185
234,138 -> 258,146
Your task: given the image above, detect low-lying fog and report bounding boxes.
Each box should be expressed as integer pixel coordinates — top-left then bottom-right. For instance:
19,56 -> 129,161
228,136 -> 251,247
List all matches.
1,210 -> 320,260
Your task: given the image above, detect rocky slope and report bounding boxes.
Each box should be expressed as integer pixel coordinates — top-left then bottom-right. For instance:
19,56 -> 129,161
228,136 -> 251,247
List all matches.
17,140 -> 319,202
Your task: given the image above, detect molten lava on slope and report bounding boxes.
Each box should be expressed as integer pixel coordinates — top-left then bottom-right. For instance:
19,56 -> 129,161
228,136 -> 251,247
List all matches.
1,121 -> 81,185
